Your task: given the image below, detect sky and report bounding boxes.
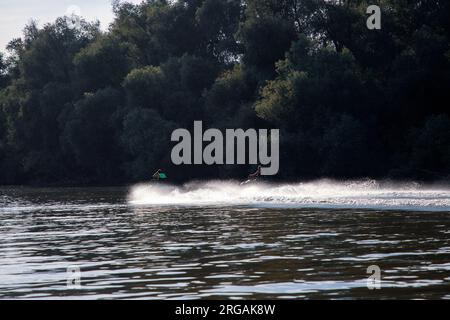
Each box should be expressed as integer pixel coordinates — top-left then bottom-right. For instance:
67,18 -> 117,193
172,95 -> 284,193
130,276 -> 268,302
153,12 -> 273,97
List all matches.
0,0 -> 143,52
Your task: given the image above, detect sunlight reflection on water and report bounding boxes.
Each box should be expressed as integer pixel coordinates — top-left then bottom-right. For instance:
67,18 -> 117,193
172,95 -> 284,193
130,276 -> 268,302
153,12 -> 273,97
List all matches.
0,186 -> 449,299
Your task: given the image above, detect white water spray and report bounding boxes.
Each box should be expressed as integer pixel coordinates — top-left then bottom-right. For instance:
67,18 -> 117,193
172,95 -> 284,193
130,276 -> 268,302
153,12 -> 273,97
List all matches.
128,180 -> 450,211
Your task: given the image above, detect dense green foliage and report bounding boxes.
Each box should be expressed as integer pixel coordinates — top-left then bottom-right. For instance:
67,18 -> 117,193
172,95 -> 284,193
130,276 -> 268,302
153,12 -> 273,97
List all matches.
0,0 -> 449,185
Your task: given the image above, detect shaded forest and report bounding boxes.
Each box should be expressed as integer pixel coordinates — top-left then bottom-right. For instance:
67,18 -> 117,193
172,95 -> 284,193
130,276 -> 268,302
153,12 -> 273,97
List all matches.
0,0 -> 449,185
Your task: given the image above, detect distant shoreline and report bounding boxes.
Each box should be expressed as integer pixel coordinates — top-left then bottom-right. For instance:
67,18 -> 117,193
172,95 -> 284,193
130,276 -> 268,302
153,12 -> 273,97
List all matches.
2,177 -> 449,189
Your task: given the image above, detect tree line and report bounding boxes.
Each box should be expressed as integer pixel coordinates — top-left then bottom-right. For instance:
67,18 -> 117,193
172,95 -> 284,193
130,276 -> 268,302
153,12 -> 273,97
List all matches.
0,0 -> 449,185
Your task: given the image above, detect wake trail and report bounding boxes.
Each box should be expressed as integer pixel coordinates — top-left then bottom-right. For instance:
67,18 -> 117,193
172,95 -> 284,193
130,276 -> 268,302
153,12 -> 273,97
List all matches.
128,179 -> 450,211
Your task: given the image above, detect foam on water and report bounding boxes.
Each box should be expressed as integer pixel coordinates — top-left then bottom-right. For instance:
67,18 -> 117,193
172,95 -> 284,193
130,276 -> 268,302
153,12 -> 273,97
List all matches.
128,179 -> 450,211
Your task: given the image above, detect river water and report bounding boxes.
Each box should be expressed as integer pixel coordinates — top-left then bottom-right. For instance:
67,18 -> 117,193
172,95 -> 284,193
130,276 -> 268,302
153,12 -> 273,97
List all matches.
0,181 -> 449,299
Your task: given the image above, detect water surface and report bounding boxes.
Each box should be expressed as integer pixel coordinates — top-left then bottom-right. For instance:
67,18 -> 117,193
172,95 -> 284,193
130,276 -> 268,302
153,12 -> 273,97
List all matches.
0,183 -> 449,299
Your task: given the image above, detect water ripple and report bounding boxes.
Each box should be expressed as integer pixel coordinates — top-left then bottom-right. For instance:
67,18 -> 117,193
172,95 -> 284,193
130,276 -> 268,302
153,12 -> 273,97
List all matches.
0,186 -> 449,299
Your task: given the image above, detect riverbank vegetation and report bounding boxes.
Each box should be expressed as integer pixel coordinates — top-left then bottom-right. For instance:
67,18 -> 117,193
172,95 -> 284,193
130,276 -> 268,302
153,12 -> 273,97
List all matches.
0,0 -> 449,185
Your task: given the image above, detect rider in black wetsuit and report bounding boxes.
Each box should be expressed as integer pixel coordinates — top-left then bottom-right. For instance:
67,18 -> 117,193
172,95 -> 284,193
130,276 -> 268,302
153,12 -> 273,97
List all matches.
248,165 -> 262,180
